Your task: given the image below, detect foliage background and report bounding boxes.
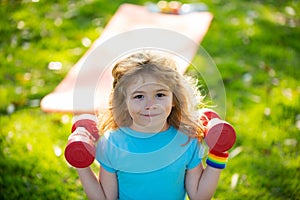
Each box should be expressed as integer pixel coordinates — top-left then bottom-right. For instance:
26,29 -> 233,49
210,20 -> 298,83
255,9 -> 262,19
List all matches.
0,0 -> 299,199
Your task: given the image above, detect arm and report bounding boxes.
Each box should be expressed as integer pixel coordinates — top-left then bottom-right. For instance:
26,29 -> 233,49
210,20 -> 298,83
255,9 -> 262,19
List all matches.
186,108 -> 236,199
185,163 -> 221,200
76,166 -> 118,200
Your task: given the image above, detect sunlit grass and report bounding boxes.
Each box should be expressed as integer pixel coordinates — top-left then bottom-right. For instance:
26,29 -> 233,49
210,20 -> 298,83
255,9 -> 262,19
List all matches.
1,0 -> 299,199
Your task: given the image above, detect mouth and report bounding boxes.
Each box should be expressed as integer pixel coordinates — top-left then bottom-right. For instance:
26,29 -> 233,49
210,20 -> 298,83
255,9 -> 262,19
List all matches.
141,113 -> 160,117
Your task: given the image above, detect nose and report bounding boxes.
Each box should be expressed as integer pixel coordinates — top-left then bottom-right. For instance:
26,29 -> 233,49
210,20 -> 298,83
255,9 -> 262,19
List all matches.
145,98 -> 157,110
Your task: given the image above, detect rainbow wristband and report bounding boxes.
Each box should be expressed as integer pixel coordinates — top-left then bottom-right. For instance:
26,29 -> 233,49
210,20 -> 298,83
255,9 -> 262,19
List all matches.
206,150 -> 229,169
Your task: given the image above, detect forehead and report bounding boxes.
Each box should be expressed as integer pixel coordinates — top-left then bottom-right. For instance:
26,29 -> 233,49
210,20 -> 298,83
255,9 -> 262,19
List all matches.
126,74 -> 170,94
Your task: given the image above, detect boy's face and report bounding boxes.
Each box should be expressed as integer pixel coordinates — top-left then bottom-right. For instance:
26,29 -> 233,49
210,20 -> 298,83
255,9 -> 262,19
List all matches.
125,75 -> 173,133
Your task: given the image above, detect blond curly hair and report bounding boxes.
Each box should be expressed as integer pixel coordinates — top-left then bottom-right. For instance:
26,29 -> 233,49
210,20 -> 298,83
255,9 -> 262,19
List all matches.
98,51 -> 205,142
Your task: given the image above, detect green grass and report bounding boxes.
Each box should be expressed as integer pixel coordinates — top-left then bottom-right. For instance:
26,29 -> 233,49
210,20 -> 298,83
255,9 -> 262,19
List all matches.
1,0 -> 299,199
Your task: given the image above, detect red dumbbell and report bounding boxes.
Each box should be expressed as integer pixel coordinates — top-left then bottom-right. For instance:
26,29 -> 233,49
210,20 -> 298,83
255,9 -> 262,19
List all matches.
64,114 -> 99,168
199,108 -> 236,152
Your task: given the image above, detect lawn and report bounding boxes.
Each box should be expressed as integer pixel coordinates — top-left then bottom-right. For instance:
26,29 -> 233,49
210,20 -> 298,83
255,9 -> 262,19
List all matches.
0,0 -> 299,199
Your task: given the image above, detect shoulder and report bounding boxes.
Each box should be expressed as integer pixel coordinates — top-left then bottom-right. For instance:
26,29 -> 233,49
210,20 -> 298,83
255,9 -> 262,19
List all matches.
101,128 -> 126,143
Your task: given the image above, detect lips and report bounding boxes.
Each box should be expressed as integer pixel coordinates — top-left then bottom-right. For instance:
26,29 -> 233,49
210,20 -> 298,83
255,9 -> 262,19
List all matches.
141,113 -> 160,117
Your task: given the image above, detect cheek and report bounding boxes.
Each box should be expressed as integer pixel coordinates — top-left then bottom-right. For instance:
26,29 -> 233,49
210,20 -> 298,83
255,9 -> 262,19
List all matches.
163,99 -> 174,113
127,99 -> 141,114
167,104 -> 174,114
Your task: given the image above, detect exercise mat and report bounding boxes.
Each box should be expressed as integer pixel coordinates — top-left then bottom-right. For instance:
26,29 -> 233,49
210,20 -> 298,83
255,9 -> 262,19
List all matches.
40,3 -> 213,114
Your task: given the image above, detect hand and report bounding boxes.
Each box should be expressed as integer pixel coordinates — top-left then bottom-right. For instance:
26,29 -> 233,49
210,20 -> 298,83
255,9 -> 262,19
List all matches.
199,108 -> 236,169
199,108 -> 236,152
71,114 -> 99,141
64,114 -> 99,168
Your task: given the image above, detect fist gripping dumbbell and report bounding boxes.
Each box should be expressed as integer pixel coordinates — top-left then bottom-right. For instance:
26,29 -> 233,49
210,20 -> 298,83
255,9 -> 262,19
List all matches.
199,108 -> 236,152
64,114 -> 99,168
199,108 -> 236,169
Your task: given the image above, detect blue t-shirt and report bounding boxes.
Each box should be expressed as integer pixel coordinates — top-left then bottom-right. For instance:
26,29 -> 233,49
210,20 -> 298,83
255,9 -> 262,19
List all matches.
96,126 -> 204,200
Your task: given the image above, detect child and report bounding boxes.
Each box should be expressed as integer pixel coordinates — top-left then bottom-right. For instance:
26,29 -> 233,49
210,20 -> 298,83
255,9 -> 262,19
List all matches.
76,51 -> 228,200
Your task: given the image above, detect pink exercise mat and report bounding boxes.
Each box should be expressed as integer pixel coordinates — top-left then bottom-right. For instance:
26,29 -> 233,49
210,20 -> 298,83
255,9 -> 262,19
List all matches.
40,3 -> 213,114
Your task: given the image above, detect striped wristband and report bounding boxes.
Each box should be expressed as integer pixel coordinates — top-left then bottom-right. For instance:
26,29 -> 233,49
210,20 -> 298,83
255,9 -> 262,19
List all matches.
206,150 -> 229,169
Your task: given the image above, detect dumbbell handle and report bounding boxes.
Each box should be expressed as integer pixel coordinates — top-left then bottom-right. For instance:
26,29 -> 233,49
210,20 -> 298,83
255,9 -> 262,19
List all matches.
71,119 -> 99,141
71,114 -> 99,140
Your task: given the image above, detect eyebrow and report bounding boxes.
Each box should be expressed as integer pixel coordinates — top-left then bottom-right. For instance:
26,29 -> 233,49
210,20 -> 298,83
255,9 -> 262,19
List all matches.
131,89 -> 170,95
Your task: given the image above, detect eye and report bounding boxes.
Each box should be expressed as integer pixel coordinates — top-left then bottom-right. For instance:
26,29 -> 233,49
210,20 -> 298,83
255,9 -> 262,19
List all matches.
133,94 -> 144,99
156,93 -> 166,98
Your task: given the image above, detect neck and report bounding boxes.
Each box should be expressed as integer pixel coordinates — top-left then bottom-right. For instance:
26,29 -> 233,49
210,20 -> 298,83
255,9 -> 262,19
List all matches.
130,122 -> 170,133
